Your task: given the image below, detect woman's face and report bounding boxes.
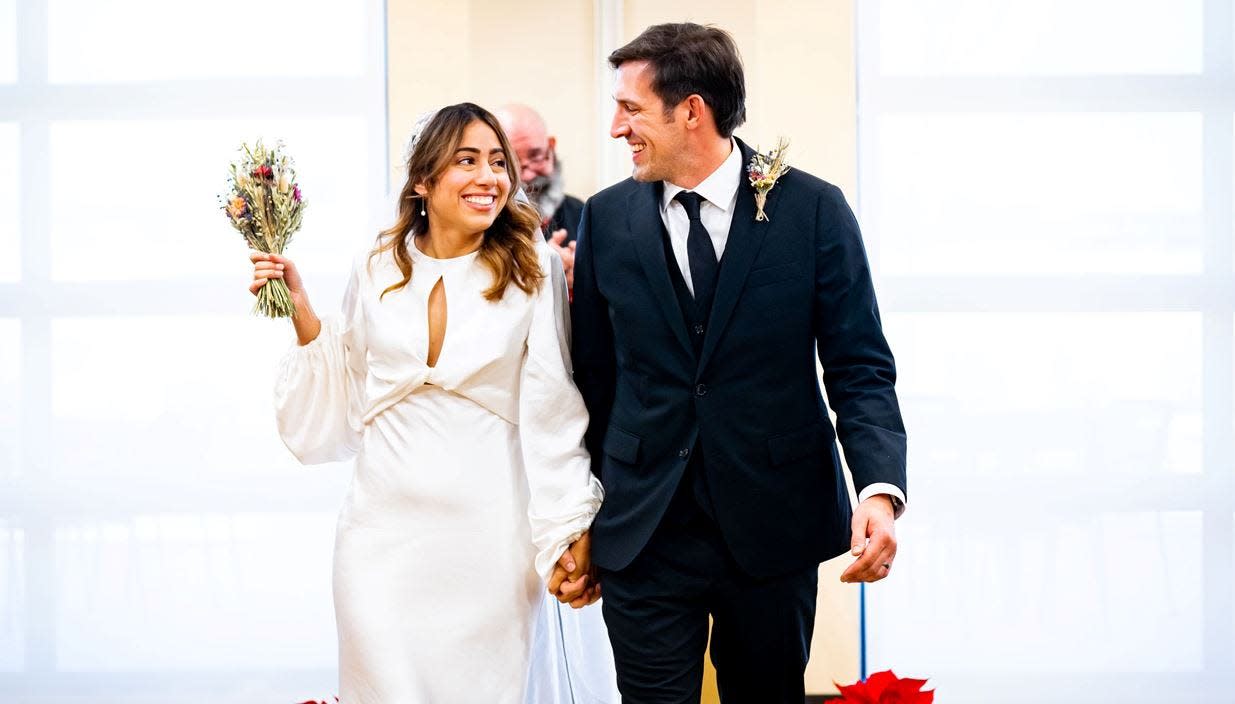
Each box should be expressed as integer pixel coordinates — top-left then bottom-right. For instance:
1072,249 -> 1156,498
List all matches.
417,120 -> 512,238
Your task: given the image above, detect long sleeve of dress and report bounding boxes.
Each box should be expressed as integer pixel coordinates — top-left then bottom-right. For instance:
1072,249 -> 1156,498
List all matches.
273,261 -> 368,465
520,245 -> 605,583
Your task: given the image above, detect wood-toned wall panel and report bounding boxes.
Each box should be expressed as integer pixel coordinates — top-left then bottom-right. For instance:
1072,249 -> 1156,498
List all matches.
387,0 -> 597,195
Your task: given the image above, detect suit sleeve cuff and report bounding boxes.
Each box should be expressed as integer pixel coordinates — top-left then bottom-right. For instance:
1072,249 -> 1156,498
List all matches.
858,483 -> 906,519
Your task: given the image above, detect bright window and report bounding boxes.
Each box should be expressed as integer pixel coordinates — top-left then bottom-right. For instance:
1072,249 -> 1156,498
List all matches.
5,2 -> 386,701
860,1 -> 1233,700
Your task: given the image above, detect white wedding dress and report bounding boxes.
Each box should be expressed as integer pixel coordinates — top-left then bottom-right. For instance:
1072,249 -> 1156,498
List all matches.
273,238 -> 615,703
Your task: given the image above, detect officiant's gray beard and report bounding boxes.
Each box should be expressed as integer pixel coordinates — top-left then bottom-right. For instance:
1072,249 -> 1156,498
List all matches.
525,157 -> 566,221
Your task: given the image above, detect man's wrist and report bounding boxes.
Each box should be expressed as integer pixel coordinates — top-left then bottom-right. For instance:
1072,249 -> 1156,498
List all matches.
857,483 -> 906,518
864,494 -> 896,513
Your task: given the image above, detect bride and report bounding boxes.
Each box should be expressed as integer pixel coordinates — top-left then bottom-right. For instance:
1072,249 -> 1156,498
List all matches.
249,103 -> 613,703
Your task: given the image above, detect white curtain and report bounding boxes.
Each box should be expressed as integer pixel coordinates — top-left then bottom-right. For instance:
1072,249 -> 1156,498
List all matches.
858,1 -> 1232,702
0,0 -> 387,700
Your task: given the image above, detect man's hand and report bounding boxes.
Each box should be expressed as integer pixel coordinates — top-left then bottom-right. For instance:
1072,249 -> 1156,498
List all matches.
547,531 -> 601,608
839,495 -> 897,583
548,228 -> 576,289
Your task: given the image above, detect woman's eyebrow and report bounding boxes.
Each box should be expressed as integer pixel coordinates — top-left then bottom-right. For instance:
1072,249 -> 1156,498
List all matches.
454,147 -> 506,155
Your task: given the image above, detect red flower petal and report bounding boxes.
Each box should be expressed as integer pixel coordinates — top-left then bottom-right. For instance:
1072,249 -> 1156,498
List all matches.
834,682 -> 879,704
883,675 -> 933,703
865,670 -> 899,691
836,670 -> 934,704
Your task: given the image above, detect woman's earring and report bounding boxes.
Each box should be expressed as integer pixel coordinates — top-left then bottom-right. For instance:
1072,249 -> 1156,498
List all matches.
420,197 -> 426,217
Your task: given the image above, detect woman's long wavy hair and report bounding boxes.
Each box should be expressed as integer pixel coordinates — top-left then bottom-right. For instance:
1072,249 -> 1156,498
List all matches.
372,102 -> 544,301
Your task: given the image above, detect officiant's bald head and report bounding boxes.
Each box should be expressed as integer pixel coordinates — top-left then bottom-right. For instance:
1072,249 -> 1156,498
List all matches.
495,104 -> 556,186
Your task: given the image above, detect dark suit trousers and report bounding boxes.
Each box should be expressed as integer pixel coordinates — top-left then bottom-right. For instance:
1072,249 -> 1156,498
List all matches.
599,453 -> 819,704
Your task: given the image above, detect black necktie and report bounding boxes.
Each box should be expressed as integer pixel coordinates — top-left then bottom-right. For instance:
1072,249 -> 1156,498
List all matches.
673,191 -> 718,308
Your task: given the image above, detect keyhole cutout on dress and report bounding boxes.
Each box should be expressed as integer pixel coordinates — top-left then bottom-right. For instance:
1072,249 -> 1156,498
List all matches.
426,276 -> 447,368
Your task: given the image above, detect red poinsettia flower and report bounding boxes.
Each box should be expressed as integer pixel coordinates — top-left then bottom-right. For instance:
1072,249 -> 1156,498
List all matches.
835,669 -> 934,703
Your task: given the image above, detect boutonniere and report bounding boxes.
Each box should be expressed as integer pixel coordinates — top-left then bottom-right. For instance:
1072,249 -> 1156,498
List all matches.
747,137 -> 790,222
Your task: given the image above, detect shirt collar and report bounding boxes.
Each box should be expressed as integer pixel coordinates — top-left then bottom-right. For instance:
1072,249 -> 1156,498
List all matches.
661,138 -> 743,214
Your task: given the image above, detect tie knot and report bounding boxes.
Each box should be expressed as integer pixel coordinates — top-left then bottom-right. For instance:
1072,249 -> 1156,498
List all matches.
673,191 -> 705,221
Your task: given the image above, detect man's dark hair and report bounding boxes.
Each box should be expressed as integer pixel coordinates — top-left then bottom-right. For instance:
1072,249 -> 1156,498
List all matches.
608,23 -> 747,139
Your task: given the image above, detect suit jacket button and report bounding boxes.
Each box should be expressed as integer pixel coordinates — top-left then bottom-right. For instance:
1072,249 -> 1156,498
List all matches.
693,323 -> 704,335
678,448 -> 690,459
695,383 -> 708,396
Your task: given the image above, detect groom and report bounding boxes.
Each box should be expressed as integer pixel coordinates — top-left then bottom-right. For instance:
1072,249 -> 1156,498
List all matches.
560,22 -> 907,703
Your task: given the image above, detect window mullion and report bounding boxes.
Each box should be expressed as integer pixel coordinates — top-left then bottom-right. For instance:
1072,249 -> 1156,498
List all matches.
1202,0 -> 1235,675
15,0 -> 54,676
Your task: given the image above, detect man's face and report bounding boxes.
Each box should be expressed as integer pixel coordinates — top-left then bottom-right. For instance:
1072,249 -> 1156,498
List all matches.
610,60 -> 687,183
506,122 -> 556,189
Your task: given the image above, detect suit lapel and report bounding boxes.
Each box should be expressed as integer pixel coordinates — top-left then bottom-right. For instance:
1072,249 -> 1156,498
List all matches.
696,139 -> 781,375
628,181 -> 693,356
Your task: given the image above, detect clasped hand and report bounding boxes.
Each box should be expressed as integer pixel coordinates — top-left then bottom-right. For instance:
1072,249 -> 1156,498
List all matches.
548,530 -> 600,608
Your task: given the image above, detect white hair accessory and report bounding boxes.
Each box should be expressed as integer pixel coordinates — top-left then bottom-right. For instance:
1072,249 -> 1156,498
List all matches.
402,109 -> 439,166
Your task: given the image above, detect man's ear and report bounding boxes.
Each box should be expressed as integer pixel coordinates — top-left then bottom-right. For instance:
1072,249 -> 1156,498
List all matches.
683,94 -> 708,131
547,135 -> 557,152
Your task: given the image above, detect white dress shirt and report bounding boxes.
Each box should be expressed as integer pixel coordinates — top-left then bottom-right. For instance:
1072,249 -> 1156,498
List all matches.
660,140 -> 906,516
660,140 -> 744,296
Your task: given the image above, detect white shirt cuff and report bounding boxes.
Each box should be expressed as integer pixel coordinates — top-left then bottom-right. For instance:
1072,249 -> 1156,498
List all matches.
858,482 -> 906,518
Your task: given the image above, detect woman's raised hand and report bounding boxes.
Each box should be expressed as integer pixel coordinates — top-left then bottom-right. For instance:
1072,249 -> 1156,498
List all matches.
249,251 -> 304,296
248,251 -> 320,345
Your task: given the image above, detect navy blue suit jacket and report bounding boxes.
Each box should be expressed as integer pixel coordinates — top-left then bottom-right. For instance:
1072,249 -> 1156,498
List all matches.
570,139 -> 906,578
